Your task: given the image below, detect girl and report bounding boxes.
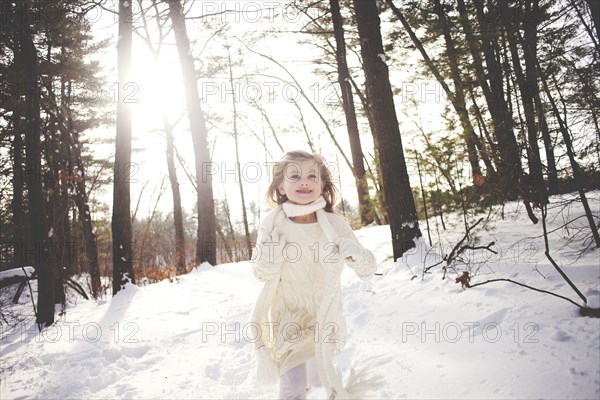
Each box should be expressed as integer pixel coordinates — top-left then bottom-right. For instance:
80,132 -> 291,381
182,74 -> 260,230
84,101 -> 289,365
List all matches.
250,150 -> 378,399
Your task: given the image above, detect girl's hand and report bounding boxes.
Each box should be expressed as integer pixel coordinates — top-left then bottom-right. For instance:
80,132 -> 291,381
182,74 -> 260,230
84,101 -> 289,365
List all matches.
251,228 -> 286,282
262,228 -> 286,264
336,237 -> 363,263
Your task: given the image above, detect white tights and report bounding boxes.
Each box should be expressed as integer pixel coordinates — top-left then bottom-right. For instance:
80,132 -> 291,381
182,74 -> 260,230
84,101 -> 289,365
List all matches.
278,358 -> 321,400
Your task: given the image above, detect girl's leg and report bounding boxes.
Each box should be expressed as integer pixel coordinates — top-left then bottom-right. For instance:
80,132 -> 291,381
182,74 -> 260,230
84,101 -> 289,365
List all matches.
279,363 -> 307,400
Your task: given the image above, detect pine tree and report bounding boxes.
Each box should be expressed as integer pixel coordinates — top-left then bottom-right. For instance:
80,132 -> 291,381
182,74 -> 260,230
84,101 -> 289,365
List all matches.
14,0 -> 55,326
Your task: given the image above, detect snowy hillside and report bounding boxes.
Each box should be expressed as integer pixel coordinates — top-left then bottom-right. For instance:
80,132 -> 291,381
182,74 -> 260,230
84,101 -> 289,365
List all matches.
1,192 -> 599,399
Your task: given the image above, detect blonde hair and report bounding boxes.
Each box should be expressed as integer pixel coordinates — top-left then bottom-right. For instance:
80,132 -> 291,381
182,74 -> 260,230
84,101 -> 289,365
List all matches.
266,150 -> 338,212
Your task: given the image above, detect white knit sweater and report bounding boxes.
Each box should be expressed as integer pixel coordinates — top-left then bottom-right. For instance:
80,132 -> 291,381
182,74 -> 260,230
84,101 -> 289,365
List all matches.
250,205 -> 377,398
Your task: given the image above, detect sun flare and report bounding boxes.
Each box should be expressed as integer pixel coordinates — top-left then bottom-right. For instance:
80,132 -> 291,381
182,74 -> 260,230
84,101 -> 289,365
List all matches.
130,54 -> 186,124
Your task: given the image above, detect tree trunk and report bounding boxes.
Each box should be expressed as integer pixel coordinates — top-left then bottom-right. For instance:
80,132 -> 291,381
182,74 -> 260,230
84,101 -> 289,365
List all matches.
522,0 -> 549,205
11,111 -> 26,268
432,0 -> 483,181
51,111 -> 68,307
222,197 -> 237,260
585,0 -> 600,42
163,114 -> 187,275
460,0 -> 522,198
353,0 -> 421,259
434,171 -> 447,230
48,76 -> 102,298
112,0 -> 135,295
346,77 -> 388,222
468,86 -> 500,173
535,93 -> 558,194
227,47 -> 253,259
16,0 -> 55,326
167,0 -> 217,265
330,0 -> 373,225
59,82 -> 71,283
42,49 -> 66,294
499,0 -> 547,207
69,127 -> 103,298
539,63 -> 600,248
415,151 -> 432,246
455,0 -> 500,129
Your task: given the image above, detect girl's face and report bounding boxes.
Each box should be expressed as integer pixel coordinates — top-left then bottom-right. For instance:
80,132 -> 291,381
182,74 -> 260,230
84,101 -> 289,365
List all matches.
278,159 -> 324,205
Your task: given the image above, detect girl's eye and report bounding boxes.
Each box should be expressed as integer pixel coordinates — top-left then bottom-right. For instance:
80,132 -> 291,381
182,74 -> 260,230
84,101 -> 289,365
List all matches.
289,174 -> 300,182
308,174 -> 318,181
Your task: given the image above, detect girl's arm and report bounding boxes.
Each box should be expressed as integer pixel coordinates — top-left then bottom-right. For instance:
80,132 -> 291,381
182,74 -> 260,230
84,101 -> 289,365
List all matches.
250,227 -> 285,282
338,236 -> 377,280
330,215 -> 377,280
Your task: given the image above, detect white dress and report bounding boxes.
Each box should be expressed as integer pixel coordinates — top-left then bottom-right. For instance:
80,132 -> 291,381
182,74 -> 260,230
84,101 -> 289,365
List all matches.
252,213 -> 376,376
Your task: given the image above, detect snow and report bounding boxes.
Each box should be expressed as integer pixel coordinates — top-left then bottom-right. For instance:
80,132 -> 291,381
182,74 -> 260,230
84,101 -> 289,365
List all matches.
0,267 -> 35,281
1,192 -> 599,399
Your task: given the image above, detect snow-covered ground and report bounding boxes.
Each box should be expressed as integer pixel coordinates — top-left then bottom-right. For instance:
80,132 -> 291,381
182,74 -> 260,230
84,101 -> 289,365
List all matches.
1,192 -> 599,399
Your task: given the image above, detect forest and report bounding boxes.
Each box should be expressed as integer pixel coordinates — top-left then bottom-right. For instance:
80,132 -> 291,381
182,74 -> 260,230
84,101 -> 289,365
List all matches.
0,0 -> 598,329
